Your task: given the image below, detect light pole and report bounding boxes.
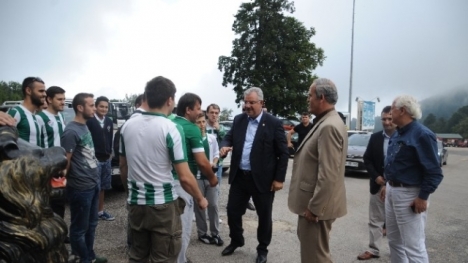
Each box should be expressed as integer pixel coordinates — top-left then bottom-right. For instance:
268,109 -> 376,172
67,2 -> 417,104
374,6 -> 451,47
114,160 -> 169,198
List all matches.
348,0 -> 356,128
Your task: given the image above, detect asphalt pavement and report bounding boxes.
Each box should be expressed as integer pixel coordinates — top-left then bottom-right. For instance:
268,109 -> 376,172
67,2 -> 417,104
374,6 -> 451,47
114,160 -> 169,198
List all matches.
74,147 -> 468,263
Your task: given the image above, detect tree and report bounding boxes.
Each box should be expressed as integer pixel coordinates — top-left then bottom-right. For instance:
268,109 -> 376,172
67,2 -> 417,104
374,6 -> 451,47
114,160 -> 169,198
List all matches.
423,113 -> 436,127
0,81 -> 23,103
124,93 -> 139,107
218,0 -> 325,117
220,108 -> 233,121
453,117 -> 468,139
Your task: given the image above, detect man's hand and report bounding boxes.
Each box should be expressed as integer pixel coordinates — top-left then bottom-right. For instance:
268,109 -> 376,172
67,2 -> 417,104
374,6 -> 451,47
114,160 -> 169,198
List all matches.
303,209 -> 319,223
196,197 -> 209,210
219,146 -> 232,158
270,180 -> 283,191
375,175 -> 386,186
380,185 -> 386,202
0,112 -> 16,126
410,197 -> 427,214
287,142 -> 294,148
208,176 -> 218,187
213,122 -> 220,130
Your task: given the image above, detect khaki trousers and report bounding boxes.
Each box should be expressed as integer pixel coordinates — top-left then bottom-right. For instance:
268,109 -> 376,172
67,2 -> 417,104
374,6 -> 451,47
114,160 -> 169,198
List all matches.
128,198 -> 185,263
297,216 -> 335,263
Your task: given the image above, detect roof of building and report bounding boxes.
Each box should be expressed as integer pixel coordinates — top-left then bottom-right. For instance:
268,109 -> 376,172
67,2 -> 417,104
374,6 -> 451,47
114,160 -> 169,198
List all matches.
436,133 -> 463,139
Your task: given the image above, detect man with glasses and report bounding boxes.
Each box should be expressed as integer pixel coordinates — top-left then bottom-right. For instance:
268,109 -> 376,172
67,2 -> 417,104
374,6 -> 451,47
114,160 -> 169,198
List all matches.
8,77 -> 46,147
357,106 -> 395,260
287,112 -> 312,152
219,87 -> 289,263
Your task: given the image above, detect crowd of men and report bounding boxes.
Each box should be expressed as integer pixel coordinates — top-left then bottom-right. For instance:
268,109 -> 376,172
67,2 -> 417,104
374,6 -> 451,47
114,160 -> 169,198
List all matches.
0,75 -> 444,263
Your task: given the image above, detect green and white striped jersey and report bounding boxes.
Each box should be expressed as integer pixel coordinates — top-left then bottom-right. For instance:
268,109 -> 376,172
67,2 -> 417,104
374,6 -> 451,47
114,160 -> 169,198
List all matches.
8,105 -> 42,147
36,110 -> 66,148
172,116 -> 205,177
120,111 -> 188,205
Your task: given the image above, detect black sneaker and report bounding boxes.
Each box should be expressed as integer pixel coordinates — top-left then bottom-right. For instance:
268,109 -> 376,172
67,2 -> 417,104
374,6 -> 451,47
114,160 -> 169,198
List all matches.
212,234 -> 224,246
198,234 -> 214,244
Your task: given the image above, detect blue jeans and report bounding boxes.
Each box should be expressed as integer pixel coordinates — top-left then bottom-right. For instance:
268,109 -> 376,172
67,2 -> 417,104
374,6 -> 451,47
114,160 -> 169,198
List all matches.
97,159 -> 112,190
68,184 -> 100,263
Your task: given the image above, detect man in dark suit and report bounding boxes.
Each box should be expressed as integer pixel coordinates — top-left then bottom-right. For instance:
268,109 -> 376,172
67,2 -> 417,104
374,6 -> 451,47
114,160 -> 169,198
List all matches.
219,87 -> 289,263
357,106 -> 396,260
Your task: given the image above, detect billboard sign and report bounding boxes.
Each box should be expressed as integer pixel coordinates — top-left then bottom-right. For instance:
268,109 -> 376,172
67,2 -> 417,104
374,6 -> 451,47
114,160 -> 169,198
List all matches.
361,101 -> 376,130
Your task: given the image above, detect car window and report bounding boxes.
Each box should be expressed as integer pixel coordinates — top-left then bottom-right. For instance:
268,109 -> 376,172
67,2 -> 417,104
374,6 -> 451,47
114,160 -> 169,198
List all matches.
348,134 -> 370,146
62,108 -> 75,124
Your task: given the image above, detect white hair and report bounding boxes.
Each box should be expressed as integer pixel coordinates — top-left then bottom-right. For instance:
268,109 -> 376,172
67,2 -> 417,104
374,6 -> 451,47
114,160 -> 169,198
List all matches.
312,78 -> 338,105
393,95 -> 422,120
244,87 -> 264,100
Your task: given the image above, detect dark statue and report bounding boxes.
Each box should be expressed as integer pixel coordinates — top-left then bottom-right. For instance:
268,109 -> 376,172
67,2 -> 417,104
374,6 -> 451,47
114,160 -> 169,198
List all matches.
0,126 -> 69,263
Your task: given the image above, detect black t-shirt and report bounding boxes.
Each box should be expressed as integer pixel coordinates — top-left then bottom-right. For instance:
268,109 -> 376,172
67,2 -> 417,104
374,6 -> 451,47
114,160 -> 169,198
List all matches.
294,123 -> 313,147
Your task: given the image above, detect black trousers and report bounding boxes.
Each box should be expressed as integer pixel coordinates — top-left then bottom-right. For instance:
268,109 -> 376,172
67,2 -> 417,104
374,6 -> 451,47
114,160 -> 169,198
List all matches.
227,170 -> 275,255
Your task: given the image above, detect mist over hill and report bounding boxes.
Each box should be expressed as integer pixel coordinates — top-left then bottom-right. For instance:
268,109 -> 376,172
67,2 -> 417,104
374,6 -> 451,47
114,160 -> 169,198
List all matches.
420,85 -> 468,120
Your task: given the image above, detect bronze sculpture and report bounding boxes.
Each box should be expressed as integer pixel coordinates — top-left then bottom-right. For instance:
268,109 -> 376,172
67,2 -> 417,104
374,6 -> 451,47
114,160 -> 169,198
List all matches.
0,126 -> 69,263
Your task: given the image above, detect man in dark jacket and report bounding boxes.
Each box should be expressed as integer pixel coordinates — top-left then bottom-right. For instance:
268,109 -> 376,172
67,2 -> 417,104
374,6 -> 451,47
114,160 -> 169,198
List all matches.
86,96 -> 115,221
357,106 -> 395,260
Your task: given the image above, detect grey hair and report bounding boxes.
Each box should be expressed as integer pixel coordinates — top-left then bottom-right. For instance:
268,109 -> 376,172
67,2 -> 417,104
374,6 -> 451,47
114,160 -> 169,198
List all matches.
244,87 -> 264,100
393,95 -> 422,120
312,78 -> 338,105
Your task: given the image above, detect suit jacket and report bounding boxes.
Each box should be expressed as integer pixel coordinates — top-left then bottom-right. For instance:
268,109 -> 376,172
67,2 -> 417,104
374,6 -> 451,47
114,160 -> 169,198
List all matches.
288,110 -> 347,220
220,112 -> 289,193
363,131 -> 385,195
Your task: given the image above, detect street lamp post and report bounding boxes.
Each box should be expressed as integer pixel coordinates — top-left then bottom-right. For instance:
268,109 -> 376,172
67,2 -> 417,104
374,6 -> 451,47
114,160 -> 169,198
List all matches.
348,0 -> 356,128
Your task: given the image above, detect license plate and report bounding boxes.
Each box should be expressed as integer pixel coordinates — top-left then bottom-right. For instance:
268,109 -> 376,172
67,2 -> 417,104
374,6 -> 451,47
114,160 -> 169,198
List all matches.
345,161 -> 359,167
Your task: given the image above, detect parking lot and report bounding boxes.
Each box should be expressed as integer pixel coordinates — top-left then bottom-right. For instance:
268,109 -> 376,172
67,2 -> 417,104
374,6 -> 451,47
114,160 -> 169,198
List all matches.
84,147 -> 468,262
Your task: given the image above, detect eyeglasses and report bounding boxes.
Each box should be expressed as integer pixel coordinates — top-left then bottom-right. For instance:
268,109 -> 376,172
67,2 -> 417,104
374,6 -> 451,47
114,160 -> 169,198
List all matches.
244,100 -> 261,106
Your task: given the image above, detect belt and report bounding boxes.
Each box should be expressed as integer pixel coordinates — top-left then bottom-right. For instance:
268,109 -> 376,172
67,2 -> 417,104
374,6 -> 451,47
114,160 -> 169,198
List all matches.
387,180 -> 415,187
238,169 -> 252,176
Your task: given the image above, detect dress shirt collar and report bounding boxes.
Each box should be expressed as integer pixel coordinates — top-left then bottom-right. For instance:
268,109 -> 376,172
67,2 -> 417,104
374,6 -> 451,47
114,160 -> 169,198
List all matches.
248,111 -> 263,123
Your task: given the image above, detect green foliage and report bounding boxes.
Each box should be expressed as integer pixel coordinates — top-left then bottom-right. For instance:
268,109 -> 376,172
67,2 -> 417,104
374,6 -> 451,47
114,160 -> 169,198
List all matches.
124,94 -> 139,107
424,105 -> 468,135
423,113 -> 436,127
220,108 -> 233,121
0,81 -> 23,103
218,0 -> 325,117
453,118 -> 468,139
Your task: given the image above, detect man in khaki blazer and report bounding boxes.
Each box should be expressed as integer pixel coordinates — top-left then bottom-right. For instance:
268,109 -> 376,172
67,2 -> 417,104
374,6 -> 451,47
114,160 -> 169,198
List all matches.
288,78 -> 348,263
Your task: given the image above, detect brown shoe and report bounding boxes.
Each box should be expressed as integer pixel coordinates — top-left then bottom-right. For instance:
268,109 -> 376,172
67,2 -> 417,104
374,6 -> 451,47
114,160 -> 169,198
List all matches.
357,251 -> 379,260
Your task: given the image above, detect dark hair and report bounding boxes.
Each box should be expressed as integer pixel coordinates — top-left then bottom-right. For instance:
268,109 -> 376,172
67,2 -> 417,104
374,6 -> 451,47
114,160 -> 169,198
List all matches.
144,76 -> 176,109
134,94 -> 144,107
72,93 -> 94,113
197,113 -> 205,118
301,112 -> 309,116
206,103 -> 220,113
95,96 -> 109,107
46,86 -> 65,101
176,93 -> 202,117
382,106 -> 392,114
22,77 -> 45,97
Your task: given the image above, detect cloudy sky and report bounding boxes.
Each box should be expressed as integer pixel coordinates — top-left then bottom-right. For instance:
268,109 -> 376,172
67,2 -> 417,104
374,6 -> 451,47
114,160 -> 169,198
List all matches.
1,0 -> 467,117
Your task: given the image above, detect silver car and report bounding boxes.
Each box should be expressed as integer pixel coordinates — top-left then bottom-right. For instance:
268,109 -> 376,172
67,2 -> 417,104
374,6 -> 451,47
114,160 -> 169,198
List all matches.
345,133 -> 371,173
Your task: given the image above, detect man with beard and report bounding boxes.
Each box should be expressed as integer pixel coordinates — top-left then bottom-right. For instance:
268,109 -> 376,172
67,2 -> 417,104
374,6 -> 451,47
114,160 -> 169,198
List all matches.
8,77 -> 46,147
173,93 -> 218,263
36,86 -> 69,242
37,86 -> 67,148
357,106 -> 396,260
61,93 -> 107,263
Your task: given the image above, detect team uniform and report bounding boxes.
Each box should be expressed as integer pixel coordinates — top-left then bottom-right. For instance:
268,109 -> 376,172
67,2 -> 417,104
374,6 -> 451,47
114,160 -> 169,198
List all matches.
120,111 -> 187,262
8,105 -> 42,147
36,110 -> 66,148
193,133 -> 223,245
172,116 -> 205,263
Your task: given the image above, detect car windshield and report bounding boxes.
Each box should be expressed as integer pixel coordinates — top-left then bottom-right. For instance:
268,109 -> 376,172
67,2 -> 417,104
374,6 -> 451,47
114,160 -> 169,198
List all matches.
348,134 -> 370,146
62,108 -> 75,124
